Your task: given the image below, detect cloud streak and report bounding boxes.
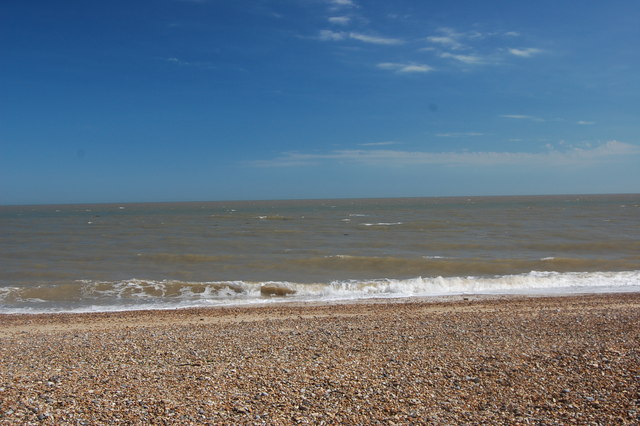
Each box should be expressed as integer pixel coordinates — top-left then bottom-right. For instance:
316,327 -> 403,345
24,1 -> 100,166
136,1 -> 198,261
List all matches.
425,28 -> 467,50
358,141 -> 399,146
328,16 -> 350,25
377,62 -> 433,73
426,35 -> 464,50
251,141 -> 639,168
329,0 -> 355,6
435,132 -> 485,137
500,114 -> 546,122
509,48 -> 543,57
440,52 -> 486,65
318,30 -> 346,41
317,31 -> 403,45
422,28 -> 545,69
349,32 -> 404,45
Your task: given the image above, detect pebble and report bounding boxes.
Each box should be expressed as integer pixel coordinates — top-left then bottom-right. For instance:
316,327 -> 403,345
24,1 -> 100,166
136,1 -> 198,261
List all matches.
1,293 -> 639,424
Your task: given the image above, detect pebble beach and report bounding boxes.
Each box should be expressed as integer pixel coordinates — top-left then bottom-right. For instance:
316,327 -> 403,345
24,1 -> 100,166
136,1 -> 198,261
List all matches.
1,293 -> 639,424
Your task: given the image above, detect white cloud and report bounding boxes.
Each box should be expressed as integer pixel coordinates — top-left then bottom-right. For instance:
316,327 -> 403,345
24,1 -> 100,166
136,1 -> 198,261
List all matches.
500,114 -> 545,122
349,32 -> 403,45
164,57 -> 195,66
440,52 -> 486,65
436,132 -> 484,137
377,62 -> 433,73
251,141 -> 640,168
423,28 -> 545,68
359,141 -> 399,146
426,35 -> 464,50
509,48 -> 543,57
328,16 -> 350,25
326,0 -> 356,11
426,27 -> 467,48
162,57 -> 218,70
421,28 -> 547,70
578,121 -> 596,125
317,31 -> 403,45
318,30 -> 346,41
400,64 -> 433,73
330,0 -> 355,6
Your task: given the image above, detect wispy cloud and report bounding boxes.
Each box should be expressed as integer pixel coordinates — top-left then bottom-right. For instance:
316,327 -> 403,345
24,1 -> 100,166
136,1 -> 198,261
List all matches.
318,30 -> 346,41
358,141 -> 399,146
315,16 -> 542,75
349,32 -> 404,45
326,0 -> 356,12
164,57 -> 195,67
426,28 -> 466,50
162,57 -> 217,70
426,35 -> 464,50
440,52 -> 486,65
500,114 -> 546,122
377,62 -> 433,73
329,0 -> 355,6
577,120 -> 596,125
508,48 -> 543,57
435,132 -> 484,137
422,28 -> 545,69
328,16 -> 350,25
317,31 -> 403,45
251,141 -> 639,168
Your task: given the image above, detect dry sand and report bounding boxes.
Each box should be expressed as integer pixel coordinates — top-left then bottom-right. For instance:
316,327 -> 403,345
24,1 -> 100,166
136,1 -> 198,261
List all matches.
1,293 -> 639,424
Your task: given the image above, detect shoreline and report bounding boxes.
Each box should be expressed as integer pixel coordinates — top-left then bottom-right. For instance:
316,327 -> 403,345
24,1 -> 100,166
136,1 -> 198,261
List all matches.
1,292 -> 639,423
1,290 -> 638,329
3,285 -> 639,318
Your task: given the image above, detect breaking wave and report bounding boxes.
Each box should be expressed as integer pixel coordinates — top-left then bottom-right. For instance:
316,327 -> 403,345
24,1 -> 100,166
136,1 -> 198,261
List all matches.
1,270 -> 639,314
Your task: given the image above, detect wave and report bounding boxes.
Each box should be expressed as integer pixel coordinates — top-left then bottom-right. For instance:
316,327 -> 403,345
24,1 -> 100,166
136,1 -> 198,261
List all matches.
1,270 -> 639,314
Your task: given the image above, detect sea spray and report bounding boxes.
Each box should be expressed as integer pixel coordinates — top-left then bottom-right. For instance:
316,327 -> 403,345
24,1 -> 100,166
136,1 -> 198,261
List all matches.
1,270 -> 639,314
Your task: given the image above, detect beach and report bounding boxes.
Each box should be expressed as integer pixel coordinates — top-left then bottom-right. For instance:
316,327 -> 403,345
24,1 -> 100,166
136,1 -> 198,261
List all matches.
1,293 -> 638,424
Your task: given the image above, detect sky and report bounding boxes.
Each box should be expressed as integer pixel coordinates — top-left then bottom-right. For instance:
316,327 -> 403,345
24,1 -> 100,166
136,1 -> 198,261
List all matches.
1,0 -> 639,204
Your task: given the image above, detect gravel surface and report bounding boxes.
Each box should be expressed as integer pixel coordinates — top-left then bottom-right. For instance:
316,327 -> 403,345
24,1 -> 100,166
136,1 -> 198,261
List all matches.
1,293 -> 639,424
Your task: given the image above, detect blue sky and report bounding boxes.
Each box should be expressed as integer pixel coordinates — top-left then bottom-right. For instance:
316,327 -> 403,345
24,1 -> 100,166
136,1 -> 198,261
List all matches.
1,0 -> 639,204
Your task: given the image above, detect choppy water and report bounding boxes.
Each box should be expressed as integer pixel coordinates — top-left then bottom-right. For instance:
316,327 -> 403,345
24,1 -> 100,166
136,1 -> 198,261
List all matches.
1,194 -> 639,313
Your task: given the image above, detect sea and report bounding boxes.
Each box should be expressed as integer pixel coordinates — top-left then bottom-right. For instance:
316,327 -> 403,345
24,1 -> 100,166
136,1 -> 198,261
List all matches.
1,194 -> 639,314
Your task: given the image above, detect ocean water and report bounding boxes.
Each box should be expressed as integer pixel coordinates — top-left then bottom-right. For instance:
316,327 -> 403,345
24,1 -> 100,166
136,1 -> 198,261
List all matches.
1,194 -> 639,313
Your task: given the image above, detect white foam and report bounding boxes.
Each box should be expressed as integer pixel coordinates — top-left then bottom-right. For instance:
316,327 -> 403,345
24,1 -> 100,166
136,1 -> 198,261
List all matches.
2,271 -> 639,314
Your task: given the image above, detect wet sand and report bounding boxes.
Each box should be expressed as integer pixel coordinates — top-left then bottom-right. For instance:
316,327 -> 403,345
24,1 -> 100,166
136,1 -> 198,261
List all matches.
1,293 -> 639,424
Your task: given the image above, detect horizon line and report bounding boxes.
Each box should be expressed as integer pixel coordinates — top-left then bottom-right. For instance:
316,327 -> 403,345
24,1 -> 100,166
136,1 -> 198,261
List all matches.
2,192 -> 638,208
